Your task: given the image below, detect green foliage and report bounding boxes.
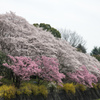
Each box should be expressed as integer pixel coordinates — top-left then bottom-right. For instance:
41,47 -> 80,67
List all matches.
33,23 -> 39,27
91,47 -> 100,55
0,78 -> 13,85
77,44 -> 86,53
0,51 -> 13,80
0,51 -> 7,64
0,51 -> 8,76
40,23 -> 51,31
75,83 -> 86,91
91,46 -> 100,61
50,27 -> 61,38
33,23 -> 61,38
92,55 -> 100,61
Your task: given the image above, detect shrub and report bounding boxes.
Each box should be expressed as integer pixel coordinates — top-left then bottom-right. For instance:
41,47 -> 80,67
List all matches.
31,84 -> 39,95
58,83 -> 76,94
0,85 -> 16,99
17,83 -> 48,97
16,84 -> 32,96
38,85 -> 48,97
17,83 -> 38,96
0,83 -> 48,99
63,83 -> 76,94
75,83 -> 86,92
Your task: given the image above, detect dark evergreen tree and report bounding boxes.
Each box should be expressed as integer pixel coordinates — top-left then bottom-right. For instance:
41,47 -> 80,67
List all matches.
91,47 -> 99,55
33,23 -> 61,38
91,46 -> 100,61
77,44 -> 86,53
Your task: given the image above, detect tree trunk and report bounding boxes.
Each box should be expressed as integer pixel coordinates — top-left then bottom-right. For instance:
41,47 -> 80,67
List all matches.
15,76 -> 21,88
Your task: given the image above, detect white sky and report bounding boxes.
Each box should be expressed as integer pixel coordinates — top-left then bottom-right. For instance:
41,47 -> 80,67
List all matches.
0,0 -> 100,53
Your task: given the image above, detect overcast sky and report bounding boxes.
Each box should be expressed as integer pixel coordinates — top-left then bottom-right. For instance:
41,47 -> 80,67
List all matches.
0,0 -> 100,53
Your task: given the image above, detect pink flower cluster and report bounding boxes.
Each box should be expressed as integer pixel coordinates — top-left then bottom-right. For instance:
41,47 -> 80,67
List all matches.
3,55 -> 65,84
67,66 -> 98,87
34,56 -> 65,83
3,55 -> 41,80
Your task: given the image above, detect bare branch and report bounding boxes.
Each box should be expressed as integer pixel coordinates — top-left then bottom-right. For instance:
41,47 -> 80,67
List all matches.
59,29 -> 86,47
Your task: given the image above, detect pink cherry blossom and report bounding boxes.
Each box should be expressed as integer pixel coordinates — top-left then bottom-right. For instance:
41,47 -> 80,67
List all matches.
66,66 -> 98,87
3,55 -> 65,87
34,56 -> 65,84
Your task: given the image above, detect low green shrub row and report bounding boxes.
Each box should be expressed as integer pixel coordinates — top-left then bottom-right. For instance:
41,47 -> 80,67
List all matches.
0,81 -> 100,99
0,83 -> 48,99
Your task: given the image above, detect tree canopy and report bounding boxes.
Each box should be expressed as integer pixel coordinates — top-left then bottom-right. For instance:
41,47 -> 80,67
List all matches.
77,44 -> 87,53
91,47 -> 100,55
91,47 -> 100,61
33,23 -> 61,38
3,55 -> 65,88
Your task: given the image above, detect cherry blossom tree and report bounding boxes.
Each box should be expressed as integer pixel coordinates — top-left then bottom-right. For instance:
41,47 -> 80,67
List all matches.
3,55 -> 65,88
3,55 -> 41,88
33,56 -> 65,84
66,66 -> 98,87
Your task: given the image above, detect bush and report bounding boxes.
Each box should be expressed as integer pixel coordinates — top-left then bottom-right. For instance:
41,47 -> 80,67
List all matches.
63,83 -> 76,94
58,83 -> 76,94
0,85 -> 16,99
18,83 -> 39,96
17,83 -> 48,97
38,85 -> 48,97
16,83 -> 32,96
75,83 -> 86,91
